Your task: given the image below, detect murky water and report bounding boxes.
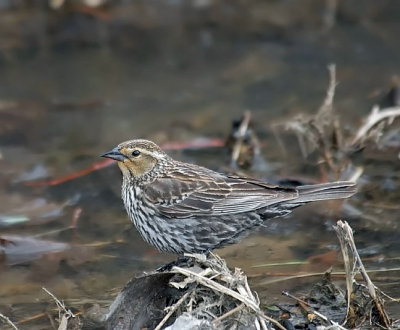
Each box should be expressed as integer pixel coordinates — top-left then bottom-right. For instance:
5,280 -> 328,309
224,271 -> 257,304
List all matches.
0,3 -> 399,329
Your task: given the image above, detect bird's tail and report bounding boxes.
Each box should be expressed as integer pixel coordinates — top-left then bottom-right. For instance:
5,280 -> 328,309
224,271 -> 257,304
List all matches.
294,181 -> 356,204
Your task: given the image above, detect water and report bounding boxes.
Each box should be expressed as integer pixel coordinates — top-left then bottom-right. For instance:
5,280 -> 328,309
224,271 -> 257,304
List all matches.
0,3 -> 399,328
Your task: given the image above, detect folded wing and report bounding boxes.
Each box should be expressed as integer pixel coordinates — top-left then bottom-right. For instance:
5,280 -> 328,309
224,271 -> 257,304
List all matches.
142,165 -> 299,218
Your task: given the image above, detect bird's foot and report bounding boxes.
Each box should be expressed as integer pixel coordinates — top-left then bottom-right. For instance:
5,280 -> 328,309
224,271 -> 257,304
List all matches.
183,252 -> 208,263
156,250 -> 212,272
156,256 -> 195,272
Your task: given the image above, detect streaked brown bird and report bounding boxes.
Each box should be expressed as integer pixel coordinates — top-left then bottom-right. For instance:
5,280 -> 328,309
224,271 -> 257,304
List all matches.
101,139 -> 356,254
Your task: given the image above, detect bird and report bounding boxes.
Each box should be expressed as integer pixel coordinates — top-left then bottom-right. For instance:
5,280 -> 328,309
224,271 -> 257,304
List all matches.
101,139 -> 356,254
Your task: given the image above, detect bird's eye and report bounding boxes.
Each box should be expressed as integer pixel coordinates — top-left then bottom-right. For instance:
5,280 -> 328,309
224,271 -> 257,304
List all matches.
132,150 -> 141,157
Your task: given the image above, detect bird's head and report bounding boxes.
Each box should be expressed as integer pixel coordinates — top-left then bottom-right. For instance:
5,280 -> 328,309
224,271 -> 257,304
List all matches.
101,139 -> 168,181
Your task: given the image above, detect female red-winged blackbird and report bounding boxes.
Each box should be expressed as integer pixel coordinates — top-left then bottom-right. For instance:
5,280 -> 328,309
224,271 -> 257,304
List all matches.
102,139 -> 356,254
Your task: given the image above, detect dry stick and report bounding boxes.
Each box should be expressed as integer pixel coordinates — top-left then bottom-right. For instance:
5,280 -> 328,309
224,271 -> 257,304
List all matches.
335,222 -> 361,327
175,254 -> 267,329
42,287 -> 76,328
170,267 -> 213,289
344,221 -> 391,328
212,303 -> 245,324
260,318 -> 268,330
42,287 -> 75,317
316,64 -> 341,176
58,315 -> 69,330
154,291 -> 192,330
357,283 -> 400,303
257,317 -> 268,330
236,283 -> 267,330
310,120 -> 340,176
0,313 -> 19,330
173,267 -> 259,310
251,267 -> 400,287
348,166 -> 364,183
242,276 -> 268,330
275,65 -> 339,166
333,115 -> 344,154
322,64 -> 337,109
16,309 -> 83,325
334,221 -> 391,328
351,105 -> 400,146
172,266 -> 285,330
231,110 -> 251,165
335,220 -> 354,324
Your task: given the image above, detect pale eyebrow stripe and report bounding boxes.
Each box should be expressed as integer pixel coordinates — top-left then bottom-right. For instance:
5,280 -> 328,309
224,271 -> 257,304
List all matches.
143,150 -> 166,158
151,152 -> 166,158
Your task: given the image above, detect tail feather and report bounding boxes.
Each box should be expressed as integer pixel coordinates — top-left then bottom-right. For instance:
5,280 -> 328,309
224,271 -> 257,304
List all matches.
294,181 -> 356,204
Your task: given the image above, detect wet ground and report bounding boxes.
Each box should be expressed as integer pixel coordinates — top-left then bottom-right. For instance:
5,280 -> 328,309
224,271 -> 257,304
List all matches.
0,1 -> 399,328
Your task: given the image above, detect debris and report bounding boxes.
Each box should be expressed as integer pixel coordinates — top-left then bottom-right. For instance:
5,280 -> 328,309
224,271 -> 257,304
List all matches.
226,111 -> 263,169
272,64 -> 346,178
42,287 -> 80,330
351,106 -> 400,148
273,64 -> 400,180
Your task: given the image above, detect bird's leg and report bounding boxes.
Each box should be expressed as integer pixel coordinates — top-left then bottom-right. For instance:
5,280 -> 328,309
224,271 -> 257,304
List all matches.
204,248 -> 213,257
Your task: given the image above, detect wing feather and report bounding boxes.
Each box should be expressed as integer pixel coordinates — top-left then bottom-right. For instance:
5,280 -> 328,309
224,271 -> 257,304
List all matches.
142,164 -> 299,218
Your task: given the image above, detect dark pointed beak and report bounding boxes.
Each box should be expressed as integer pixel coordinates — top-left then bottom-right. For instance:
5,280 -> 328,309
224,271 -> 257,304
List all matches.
101,147 -> 127,162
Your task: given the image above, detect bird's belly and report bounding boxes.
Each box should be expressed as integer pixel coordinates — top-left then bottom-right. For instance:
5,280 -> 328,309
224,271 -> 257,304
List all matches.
122,185 -> 263,253
128,208 -> 263,254
132,213 -> 203,254
122,187 -> 180,252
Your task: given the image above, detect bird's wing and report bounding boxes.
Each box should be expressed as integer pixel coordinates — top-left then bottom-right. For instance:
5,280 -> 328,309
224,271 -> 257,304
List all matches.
142,165 -> 299,218
212,176 -> 298,214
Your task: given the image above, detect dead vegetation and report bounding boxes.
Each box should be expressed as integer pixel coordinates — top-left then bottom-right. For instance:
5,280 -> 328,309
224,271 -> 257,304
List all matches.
272,64 -> 400,181
161,254 -> 281,330
334,220 -> 392,329
41,287 -> 81,330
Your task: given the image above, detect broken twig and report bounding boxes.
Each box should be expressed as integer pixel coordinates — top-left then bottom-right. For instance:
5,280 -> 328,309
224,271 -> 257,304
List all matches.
351,106 -> 400,147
